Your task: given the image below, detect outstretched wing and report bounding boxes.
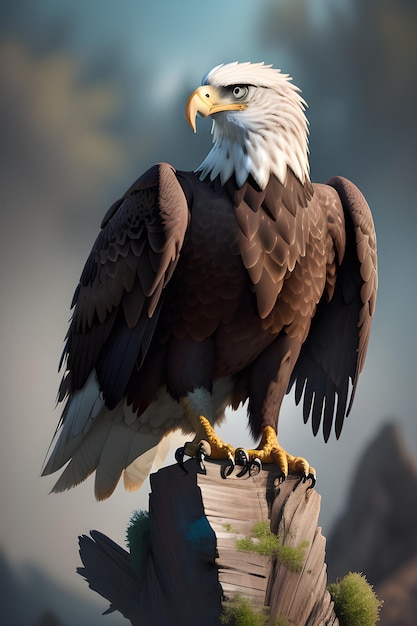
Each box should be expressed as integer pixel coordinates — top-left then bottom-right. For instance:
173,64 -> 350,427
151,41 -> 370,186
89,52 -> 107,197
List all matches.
289,176 -> 377,441
60,162 -> 189,410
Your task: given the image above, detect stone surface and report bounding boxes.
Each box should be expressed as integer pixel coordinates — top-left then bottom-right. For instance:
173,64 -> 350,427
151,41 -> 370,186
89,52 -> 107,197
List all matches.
79,458 -> 338,624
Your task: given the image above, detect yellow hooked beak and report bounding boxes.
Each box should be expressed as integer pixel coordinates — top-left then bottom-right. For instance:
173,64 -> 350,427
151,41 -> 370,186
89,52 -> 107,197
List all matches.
185,85 -> 247,132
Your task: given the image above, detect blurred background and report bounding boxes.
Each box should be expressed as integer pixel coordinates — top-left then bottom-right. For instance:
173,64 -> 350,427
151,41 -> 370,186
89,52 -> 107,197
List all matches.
0,0 -> 416,623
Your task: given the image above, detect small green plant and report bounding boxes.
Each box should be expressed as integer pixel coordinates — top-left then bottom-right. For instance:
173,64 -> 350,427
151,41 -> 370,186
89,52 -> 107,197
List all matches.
220,595 -> 267,625
228,520 -> 308,573
220,595 -> 290,626
126,509 -> 150,579
328,572 -> 383,626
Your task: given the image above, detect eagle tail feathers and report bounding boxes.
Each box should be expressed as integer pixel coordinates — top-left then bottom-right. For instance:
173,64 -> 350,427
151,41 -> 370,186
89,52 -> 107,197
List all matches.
42,371 -> 103,476
123,435 -> 172,492
93,421 -> 163,500
47,408 -> 169,500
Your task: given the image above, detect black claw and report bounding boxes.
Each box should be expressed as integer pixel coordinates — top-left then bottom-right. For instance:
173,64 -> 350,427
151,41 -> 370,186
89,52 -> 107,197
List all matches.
274,471 -> 286,486
234,450 -> 262,478
249,458 -> 262,477
221,459 -> 235,479
196,442 -> 208,474
235,465 -> 248,478
175,447 -> 188,475
235,448 -> 249,466
305,473 -> 316,490
235,448 -> 250,477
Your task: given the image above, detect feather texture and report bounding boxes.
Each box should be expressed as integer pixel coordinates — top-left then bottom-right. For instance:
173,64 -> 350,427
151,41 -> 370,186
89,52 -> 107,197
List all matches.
43,63 -> 377,498
197,62 -> 310,189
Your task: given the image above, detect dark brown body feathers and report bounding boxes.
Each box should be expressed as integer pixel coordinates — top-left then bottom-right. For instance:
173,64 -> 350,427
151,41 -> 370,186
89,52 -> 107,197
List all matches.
60,163 -> 377,443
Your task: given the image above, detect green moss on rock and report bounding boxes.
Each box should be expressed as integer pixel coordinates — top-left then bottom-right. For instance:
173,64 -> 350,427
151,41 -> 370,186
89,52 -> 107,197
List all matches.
230,520 -> 308,572
126,509 -> 150,579
220,595 -> 290,626
328,572 -> 383,626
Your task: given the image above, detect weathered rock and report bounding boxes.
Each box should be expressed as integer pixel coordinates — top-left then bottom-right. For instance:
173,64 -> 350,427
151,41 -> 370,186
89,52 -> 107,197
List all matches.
327,422 -> 417,587
79,458 -> 338,625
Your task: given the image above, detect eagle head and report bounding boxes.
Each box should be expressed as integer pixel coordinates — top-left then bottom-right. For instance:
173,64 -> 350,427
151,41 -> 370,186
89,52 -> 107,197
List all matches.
185,61 -> 310,190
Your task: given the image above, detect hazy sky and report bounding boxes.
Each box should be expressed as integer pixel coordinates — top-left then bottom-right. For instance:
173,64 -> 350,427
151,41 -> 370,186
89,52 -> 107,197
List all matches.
1,0 -> 416,619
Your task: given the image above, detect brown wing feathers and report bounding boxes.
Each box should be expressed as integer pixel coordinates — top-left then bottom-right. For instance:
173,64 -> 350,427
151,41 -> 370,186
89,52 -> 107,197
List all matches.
289,176 -> 377,441
327,176 -> 377,411
50,159 -> 376,499
61,163 -> 189,409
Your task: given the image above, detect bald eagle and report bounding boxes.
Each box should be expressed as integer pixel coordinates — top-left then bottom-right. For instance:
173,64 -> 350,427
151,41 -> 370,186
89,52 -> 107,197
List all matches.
43,62 -> 377,500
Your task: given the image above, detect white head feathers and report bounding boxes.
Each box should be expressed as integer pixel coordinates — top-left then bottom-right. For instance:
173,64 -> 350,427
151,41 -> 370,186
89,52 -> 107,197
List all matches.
195,62 -> 310,189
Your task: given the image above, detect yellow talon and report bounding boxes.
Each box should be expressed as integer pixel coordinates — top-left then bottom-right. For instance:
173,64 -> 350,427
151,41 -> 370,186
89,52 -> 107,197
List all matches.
179,395 -> 315,484
196,416 -> 235,460
246,426 -> 316,481
182,413 -> 235,461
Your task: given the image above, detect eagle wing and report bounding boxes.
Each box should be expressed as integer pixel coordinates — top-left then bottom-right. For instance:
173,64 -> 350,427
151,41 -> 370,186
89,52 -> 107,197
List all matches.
60,162 -> 189,409
288,176 -> 377,441
43,163 -> 189,496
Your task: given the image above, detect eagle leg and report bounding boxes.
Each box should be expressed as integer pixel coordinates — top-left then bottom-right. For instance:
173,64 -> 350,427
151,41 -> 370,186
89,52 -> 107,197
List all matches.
244,426 -> 316,485
178,397 -> 236,474
182,415 -> 235,462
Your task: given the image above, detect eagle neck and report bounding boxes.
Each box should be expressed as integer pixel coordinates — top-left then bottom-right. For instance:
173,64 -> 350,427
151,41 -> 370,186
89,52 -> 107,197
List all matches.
221,168 -> 313,216
195,110 -> 310,191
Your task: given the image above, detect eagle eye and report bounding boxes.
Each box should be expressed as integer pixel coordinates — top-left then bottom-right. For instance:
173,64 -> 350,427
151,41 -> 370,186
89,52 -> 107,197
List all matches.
231,86 -> 249,100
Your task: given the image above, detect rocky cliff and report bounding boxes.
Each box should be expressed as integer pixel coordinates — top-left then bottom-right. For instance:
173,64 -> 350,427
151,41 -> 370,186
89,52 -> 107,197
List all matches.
326,422 -> 417,625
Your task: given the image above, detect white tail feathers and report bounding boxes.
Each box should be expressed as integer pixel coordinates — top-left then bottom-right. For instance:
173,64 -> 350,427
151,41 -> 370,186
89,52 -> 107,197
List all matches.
48,414 -> 166,500
43,370 -> 179,500
43,374 -> 233,500
42,371 -> 103,476
123,434 -> 173,492
93,421 -> 163,500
